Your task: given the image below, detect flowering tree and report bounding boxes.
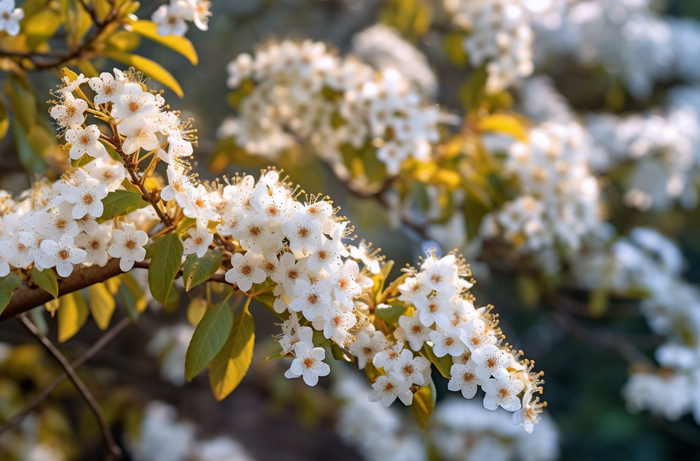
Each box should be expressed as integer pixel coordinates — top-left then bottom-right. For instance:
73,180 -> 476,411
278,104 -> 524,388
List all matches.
2,0 -> 700,460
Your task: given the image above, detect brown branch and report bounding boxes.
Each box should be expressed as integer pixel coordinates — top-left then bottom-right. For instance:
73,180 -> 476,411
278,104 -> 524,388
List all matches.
1,259 -> 228,322
0,0 -> 120,71
0,316 -> 130,436
18,314 -> 123,460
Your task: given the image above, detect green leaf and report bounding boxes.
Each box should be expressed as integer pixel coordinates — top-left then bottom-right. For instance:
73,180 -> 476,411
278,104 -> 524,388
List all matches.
183,250 -> 223,292
121,272 -> 148,313
421,344 -> 452,379
374,303 -> 407,325
148,233 -> 183,306
263,346 -> 289,362
57,292 -> 89,342
104,51 -> 185,98
99,190 -> 149,220
87,283 -> 116,330
0,273 -> 22,316
411,377 -> 436,430
209,300 -> 255,401
31,267 -> 59,298
0,97 -> 10,142
185,297 -> 234,381
11,119 -> 45,176
129,20 -> 199,65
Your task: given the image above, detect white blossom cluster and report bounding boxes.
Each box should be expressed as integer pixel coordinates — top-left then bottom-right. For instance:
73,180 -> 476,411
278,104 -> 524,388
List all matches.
333,374 -> 425,461
333,374 -> 559,461
535,0 -> 700,99
335,252 -> 543,431
221,40 -> 441,174
586,106 -> 700,211
481,122 -> 601,255
152,0 -> 211,37
568,228 -> 700,423
0,69 -> 197,280
432,398 -> 559,461
128,401 -> 254,461
351,24 -> 438,98
443,0 -> 538,93
0,0 -> 23,36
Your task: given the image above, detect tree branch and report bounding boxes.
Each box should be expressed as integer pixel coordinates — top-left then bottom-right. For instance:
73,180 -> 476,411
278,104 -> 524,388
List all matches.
17,314 -> 123,460
0,316 -> 130,436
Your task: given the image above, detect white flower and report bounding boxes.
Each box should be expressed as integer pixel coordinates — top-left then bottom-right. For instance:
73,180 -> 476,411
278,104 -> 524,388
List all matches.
369,375 -> 413,407
283,211 -> 324,255
62,172 -> 108,219
429,328 -> 465,358
0,0 -> 24,36
278,313 -> 314,354
88,71 -> 123,105
35,204 -> 80,240
224,252 -> 267,292
183,220 -> 213,258
373,340 -> 406,372
121,118 -> 160,155
321,301 -> 357,345
0,242 -> 11,276
448,362 -> 482,399
389,350 -> 430,386
37,235 -> 86,277
152,3 -> 188,37
349,330 -> 388,370
83,156 -> 126,191
284,343 -> 330,386
75,225 -> 112,267
50,93 -> 87,128
288,277 -> 332,322
108,224 -> 148,272
482,375 -> 524,412
65,125 -> 107,160
460,318 -> 497,352
111,82 -> 158,124
397,314 -> 431,351
471,344 -> 511,381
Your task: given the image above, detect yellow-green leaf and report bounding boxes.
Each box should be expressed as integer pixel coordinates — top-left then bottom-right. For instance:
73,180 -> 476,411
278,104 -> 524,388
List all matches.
87,283 -> 116,330
99,190 -> 149,220
129,20 -> 198,65
185,297 -> 234,381
104,51 -> 184,97
0,273 -> 22,316
411,377 -> 436,430
148,233 -> 183,306
209,300 -> 255,401
57,292 -> 89,342
421,344 -> 452,379
7,75 -> 37,131
0,98 -> 10,142
187,297 -> 207,326
31,267 -> 59,298
477,114 -> 528,142
183,250 -> 223,292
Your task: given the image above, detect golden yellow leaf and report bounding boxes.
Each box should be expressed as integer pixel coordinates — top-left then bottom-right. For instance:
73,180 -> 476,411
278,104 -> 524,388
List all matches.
104,51 -> 184,98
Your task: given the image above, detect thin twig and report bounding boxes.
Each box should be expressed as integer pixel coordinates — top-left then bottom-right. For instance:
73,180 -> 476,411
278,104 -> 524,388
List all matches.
0,316 -> 130,436
17,314 -> 123,460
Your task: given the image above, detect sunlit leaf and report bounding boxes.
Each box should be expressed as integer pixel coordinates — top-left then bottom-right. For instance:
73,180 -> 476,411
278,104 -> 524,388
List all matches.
57,292 -> 89,342
209,300 -> 255,401
104,51 -> 185,97
421,344 -> 452,379
148,233 -> 183,307
87,283 -> 116,330
185,297 -> 234,381
99,190 -> 149,220
31,267 -> 59,299
129,20 -> 199,65
477,114 -> 528,142
183,250 -> 223,292
411,377 -> 436,430
0,273 -> 22,316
